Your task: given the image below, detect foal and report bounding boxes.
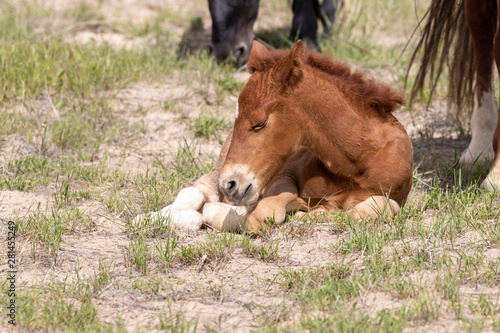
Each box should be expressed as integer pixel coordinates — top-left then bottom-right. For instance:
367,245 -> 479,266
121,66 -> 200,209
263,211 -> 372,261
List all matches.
137,40 -> 413,232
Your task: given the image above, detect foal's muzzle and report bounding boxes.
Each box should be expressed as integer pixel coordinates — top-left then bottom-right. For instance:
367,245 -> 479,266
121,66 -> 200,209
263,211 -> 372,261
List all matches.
219,166 -> 259,205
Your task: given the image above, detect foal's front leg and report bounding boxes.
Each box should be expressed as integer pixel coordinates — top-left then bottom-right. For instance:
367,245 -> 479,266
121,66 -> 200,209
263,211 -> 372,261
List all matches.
134,131 -> 233,230
201,192 -> 299,232
202,202 -> 255,232
201,175 -> 302,232
243,176 -> 303,232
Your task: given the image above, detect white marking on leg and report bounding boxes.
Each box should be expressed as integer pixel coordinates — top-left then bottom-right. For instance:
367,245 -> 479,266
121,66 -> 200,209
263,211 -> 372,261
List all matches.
460,90 -> 497,165
133,186 -> 206,231
133,208 -> 203,230
169,187 -> 205,212
167,210 -> 203,230
159,204 -> 174,215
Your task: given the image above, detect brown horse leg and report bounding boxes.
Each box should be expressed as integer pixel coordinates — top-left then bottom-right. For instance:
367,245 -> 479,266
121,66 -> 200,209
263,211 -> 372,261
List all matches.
483,0 -> 500,190
203,175 -> 302,232
461,0 -> 497,166
348,196 -> 400,220
242,176 -> 303,232
323,188 -> 401,220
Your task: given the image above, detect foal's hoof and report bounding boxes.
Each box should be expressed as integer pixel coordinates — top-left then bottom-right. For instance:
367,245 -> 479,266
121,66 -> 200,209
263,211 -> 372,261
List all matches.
160,205 -> 204,230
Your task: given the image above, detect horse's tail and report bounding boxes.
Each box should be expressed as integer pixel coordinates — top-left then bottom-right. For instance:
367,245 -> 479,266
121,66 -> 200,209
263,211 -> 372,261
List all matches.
406,0 -> 474,114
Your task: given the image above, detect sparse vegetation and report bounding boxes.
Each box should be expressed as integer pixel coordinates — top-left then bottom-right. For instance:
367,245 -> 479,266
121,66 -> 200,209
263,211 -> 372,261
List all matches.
191,114 -> 231,139
1,0 -> 499,332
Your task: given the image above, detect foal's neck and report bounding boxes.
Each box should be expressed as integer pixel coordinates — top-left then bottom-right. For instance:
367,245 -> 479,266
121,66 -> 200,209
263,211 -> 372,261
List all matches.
296,73 -> 385,177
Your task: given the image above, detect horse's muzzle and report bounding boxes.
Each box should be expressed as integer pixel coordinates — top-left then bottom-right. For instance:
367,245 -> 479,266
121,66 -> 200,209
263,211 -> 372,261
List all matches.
219,167 -> 259,205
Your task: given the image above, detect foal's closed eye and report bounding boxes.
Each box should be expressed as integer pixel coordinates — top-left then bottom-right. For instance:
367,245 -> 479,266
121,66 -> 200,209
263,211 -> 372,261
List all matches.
251,119 -> 268,131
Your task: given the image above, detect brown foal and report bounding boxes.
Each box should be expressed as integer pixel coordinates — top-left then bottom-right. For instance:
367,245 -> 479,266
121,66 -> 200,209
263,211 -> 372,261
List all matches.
136,40 -> 413,232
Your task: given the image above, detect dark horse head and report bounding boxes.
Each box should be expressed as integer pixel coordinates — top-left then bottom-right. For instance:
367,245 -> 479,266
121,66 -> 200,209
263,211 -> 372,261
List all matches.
209,0 -> 340,66
208,0 -> 259,66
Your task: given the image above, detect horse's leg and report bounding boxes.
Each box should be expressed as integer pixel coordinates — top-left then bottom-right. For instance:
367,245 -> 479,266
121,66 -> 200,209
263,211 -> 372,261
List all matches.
242,176 -> 303,232
320,0 -> 341,35
460,0 -> 498,166
202,202 -> 255,231
483,0 -> 500,190
134,130 -> 233,229
347,196 -> 400,220
320,188 -> 401,220
200,175 -> 302,232
291,0 -> 320,50
240,192 -> 399,230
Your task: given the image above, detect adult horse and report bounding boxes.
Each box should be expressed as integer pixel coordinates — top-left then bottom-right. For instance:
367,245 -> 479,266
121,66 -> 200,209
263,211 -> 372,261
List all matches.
136,40 -> 413,232
408,0 -> 500,190
208,0 -> 341,66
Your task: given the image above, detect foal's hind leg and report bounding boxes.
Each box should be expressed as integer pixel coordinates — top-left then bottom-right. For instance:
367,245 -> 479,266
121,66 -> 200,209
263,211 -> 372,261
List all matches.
347,196 -> 400,220
321,188 -> 402,221
460,1 -> 497,166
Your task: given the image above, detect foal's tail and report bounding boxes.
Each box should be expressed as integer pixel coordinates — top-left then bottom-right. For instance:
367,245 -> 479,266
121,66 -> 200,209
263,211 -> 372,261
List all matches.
406,0 -> 474,113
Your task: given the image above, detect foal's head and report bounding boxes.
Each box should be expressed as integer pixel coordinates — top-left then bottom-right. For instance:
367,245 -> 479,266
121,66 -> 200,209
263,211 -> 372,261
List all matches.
219,41 -> 308,204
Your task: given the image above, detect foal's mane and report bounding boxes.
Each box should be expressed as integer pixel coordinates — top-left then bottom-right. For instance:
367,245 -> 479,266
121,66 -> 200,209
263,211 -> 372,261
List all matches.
248,48 -> 405,114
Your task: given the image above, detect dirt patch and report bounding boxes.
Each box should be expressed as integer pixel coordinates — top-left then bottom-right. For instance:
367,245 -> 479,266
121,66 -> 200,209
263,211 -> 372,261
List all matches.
361,291 -> 405,316
100,75 -> 239,174
0,190 -> 48,222
0,135 -> 37,163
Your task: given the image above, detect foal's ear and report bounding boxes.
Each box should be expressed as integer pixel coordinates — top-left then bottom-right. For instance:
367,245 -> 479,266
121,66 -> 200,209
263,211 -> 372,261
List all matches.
247,41 -> 271,73
273,40 -> 305,91
290,40 -> 305,67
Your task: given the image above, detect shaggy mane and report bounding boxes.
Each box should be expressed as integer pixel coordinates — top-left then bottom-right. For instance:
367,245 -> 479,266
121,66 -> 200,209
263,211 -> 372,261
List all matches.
248,49 -> 405,113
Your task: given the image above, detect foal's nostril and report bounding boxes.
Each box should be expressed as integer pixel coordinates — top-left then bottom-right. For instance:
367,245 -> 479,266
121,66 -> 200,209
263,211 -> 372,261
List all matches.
226,180 -> 238,195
